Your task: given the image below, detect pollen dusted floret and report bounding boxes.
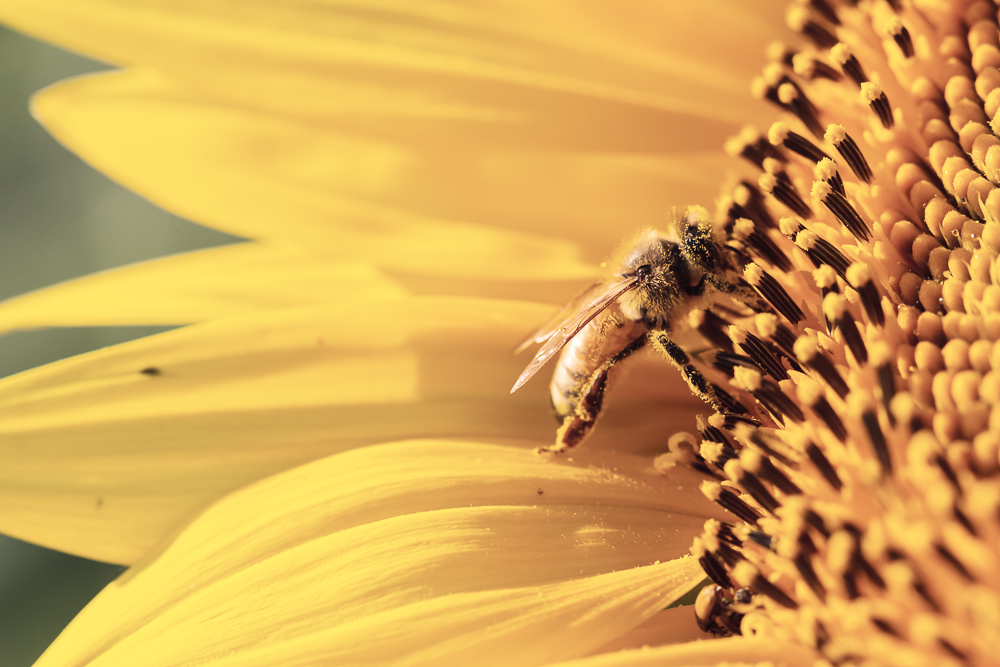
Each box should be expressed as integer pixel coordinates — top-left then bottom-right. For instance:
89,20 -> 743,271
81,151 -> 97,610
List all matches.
769,121 -> 831,163
824,123 -> 873,183
813,157 -> 846,195
665,0 -> 1000,663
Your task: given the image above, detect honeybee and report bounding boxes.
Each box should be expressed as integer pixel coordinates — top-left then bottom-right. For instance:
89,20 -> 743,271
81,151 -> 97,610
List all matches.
512,206 -> 759,452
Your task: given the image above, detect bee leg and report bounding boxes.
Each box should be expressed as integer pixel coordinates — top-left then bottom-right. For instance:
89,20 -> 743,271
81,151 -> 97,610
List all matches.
648,330 -> 723,413
545,336 -> 647,453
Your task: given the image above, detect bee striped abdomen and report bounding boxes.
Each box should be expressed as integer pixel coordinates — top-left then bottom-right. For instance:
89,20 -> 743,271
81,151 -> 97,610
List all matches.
549,307 -> 649,448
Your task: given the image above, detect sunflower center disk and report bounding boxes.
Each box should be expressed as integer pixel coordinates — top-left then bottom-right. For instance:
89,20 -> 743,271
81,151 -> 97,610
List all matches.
668,1 -> 1000,664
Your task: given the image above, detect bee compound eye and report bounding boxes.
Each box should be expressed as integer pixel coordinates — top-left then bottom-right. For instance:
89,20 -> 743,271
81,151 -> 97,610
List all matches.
635,264 -> 652,279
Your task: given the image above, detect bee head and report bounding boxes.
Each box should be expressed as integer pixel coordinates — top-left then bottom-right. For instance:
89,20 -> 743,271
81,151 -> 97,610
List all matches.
613,207 -> 727,324
613,230 -> 686,323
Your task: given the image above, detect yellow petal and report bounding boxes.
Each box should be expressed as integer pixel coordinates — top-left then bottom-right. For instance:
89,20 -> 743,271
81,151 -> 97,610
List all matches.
0,243 -> 407,332
0,296 -> 537,562
35,440 -> 709,667
0,296 -> 714,563
583,607 -> 709,655
11,0 -> 784,270
1,1 -> 781,121
544,637 -> 819,667
0,296 -> 552,430
32,68 -> 733,264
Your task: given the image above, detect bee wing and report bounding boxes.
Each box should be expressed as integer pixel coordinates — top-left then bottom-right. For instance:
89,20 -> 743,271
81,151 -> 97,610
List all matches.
510,277 -> 638,393
514,281 -> 604,354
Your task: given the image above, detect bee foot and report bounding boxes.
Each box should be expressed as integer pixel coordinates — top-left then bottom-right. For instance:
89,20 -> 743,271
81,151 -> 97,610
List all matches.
553,415 -> 591,452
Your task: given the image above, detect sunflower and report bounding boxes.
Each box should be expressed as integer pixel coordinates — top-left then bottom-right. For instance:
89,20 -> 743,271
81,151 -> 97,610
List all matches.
1,0 -> 997,665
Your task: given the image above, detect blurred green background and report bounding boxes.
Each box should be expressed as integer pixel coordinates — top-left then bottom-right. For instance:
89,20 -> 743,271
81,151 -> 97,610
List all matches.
0,25 -> 238,666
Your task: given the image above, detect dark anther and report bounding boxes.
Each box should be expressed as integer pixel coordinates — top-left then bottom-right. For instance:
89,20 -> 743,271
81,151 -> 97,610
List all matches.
748,229 -> 793,272
938,639 -> 969,661
892,25 -> 914,58
739,136 -> 787,170
140,367 -> 162,376
739,332 -> 789,382
715,487 -> 763,525
854,551 -> 887,590
733,469 -> 781,513
842,571 -> 860,599
753,377 -> 805,424
717,522 -> 741,547
804,510 -> 832,538
809,0 -> 840,24
794,551 -> 826,601
934,543 -> 975,581
856,279 -> 884,326
825,169 -> 845,196
699,555 -> 734,589
747,429 -> 797,469
815,620 -> 830,649
779,129 -> 830,162
820,283 -> 839,335
866,88 -> 894,129
812,396 -> 848,442
836,311 -> 868,364
840,53 -> 866,87
807,237 -> 852,281
871,618 -> 901,637
877,363 -> 895,424
750,454 -> 801,495
806,442 -> 843,490
912,579 -> 942,612
699,309 -> 735,353
803,352 -> 849,398
862,411 -> 892,474
751,573 -> 799,609
769,325 -> 799,359
734,182 -> 778,229
771,79 -> 825,137
953,507 -> 978,537
689,459 -> 718,478
792,55 -> 844,81
714,541 -> 745,568
934,454 -> 960,491
798,530 -> 818,555
817,187 -> 871,242
801,20 -> 839,49
829,129 -> 873,184
763,172 -> 813,219
700,424 -> 730,445
748,268 -> 805,324
713,386 -> 750,415
713,352 -> 759,378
